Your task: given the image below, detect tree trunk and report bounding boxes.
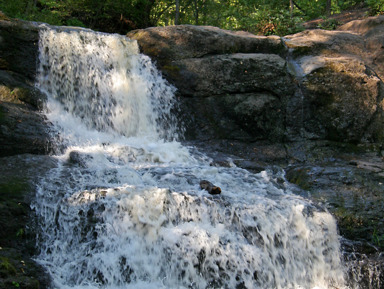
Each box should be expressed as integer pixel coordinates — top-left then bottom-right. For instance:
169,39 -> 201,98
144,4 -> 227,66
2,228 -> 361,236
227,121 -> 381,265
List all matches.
326,0 -> 332,16
175,0 -> 180,25
194,0 -> 198,25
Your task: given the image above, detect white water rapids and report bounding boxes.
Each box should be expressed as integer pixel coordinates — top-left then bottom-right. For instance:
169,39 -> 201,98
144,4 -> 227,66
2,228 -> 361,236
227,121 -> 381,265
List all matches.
33,25 -> 347,289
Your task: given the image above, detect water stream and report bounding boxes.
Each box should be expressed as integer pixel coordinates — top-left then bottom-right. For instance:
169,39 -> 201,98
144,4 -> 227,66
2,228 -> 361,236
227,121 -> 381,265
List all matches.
33,25 -> 347,289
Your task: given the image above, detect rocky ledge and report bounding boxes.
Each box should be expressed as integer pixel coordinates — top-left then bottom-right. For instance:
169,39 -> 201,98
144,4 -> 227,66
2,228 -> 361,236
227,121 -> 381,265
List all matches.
0,16 -> 54,288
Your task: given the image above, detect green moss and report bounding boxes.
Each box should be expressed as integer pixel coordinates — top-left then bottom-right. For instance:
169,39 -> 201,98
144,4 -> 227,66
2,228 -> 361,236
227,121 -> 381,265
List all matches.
0,177 -> 30,202
286,169 -> 312,191
0,12 -> 10,21
162,64 -> 180,78
0,257 -> 17,276
143,47 -> 161,57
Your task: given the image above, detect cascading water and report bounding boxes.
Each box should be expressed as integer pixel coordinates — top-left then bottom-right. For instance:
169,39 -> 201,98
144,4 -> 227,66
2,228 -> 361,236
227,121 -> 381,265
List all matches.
33,25 -> 348,289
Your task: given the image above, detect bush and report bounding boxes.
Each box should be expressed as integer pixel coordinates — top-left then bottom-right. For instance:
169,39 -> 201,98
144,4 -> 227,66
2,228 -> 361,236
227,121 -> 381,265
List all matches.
66,18 -> 86,27
0,0 -> 28,19
250,9 -> 304,36
367,0 -> 384,14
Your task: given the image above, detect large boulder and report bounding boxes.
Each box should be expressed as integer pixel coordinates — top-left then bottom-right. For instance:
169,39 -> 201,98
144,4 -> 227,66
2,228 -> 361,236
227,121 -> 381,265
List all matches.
284,24 -> 384,144
127,25 -> 284,65
0,17 -> 40,83
129,22 -> 384,145
339,15 -> 384,82
128,25 -> 294,141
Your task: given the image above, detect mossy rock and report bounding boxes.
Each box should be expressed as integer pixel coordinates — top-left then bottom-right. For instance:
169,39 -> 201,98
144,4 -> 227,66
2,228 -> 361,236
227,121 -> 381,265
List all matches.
0,249 -> 42,289
0,257 -> 17,276
0,177 -> 30,201
0,177 -> 30,248
285,168 -> 312,191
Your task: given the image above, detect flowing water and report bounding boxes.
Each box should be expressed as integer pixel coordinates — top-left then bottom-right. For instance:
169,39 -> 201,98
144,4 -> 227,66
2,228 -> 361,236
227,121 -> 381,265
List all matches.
33,25 -> 348,289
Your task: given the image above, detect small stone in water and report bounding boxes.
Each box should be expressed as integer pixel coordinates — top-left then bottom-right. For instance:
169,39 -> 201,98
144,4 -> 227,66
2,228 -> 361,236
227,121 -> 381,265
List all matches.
200,180 -> 221,195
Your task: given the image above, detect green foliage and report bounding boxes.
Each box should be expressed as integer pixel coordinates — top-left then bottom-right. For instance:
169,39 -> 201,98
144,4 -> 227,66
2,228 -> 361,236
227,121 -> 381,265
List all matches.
372,227 -> 384,248
16,228 -> 24,238
317,17 -> 340,30
0,257 -> 17,275
66,18 -> 86,27
0,0 -> 28,19
0,0 -> 375,35
367,0 -> 384,14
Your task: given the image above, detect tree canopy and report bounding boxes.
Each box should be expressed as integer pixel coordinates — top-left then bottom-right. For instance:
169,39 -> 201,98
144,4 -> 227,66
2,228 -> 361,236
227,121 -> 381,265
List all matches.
0,0 -> 382,35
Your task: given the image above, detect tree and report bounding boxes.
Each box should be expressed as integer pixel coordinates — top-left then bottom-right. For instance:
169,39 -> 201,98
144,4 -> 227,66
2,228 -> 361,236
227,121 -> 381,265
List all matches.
175,0 -> 180,24
326,0 -> 332,16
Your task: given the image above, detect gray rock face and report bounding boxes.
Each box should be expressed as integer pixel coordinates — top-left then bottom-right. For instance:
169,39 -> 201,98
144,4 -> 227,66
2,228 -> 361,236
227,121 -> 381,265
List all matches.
127,25 -> 284,63
129,25 -> 293,141
129,22 -> 384,145
284,20 -> 384,144
0,19 -> 40,83
172,53 -> 292,97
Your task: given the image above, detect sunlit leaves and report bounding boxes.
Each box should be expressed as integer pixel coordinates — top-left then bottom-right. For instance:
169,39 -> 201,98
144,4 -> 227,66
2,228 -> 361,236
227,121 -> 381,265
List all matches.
0,0 -> 377,35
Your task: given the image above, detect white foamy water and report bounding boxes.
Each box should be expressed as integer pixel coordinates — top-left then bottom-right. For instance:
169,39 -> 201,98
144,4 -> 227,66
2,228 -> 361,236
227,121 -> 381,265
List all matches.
33,25 -> 347,289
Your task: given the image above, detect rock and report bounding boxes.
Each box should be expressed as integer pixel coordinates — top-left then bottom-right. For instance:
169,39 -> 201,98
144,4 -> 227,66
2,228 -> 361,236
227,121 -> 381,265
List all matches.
128,25 -> 295,142
130,22 -> 384,146
170,53 -> 293,97
200,180 -> 221,195
0,17 -> 53,288
0,70 -> 47,109
0,19 -> 40,83
68,150 -> 93,167
1,14 -> 384,288
301,56 -> 384,142
0,18 -> 52,157
0,101 -> 52,157
284,27 -> 384,144
127,25 -> 285,65
339,15 -> 384,91
0,154 -> 57,289
283,29 -> 366,59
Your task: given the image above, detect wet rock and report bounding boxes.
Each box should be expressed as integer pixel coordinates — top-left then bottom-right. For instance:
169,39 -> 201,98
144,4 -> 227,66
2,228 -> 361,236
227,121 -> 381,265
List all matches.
0,101 -> 52,157
285,151 -> 384,251
0,18 -> 52,157
68,150 -> 93,167
0,154 -> 57,289
200,180 -> 221,195
0,19 -> 40,83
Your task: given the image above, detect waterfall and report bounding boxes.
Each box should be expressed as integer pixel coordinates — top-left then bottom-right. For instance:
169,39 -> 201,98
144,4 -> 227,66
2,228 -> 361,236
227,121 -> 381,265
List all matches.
33,25 -> 348,289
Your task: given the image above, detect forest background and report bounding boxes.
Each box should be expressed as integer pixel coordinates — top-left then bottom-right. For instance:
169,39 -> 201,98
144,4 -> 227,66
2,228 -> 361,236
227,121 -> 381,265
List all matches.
0,0 -> 383,36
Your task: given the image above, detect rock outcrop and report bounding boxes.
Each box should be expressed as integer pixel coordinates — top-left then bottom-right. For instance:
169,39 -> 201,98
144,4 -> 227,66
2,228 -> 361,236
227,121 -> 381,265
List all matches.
284,23 -> 384,144
128,26 -> 293,142
0,17 -> 53,288
0,18 -> 52,157
128,20 -> 384,145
